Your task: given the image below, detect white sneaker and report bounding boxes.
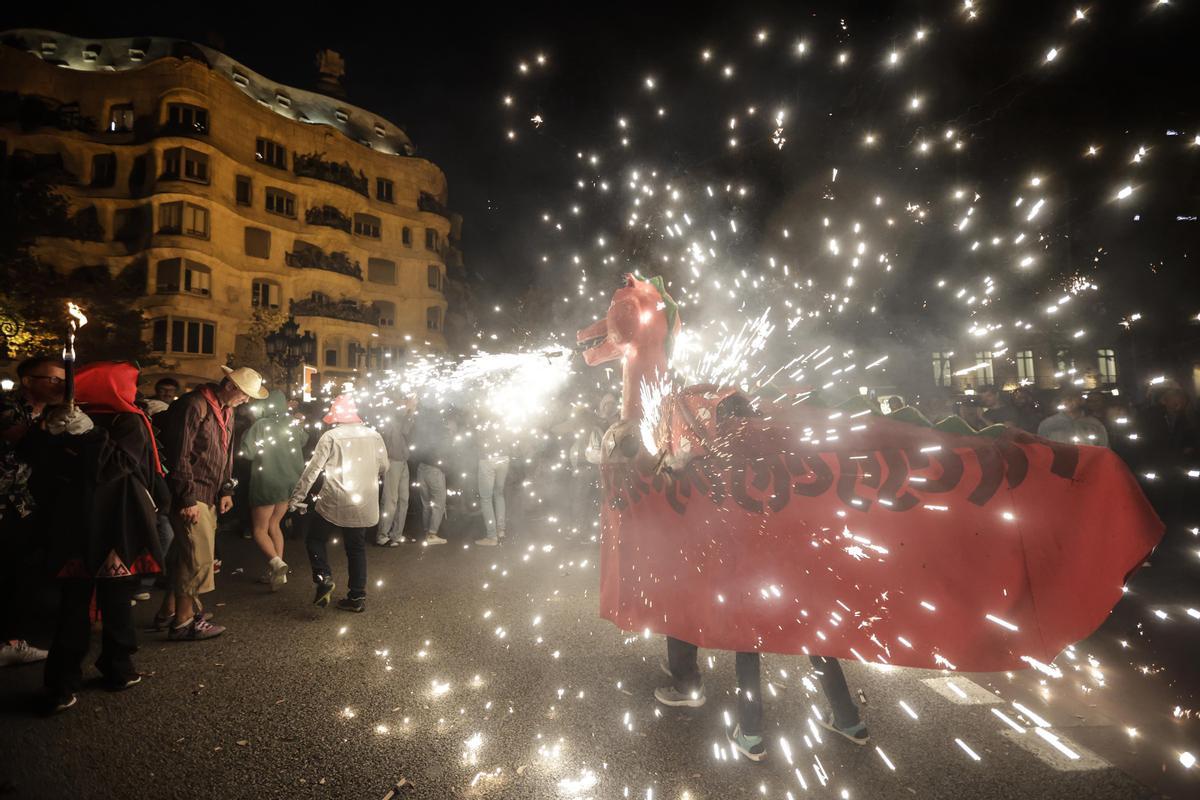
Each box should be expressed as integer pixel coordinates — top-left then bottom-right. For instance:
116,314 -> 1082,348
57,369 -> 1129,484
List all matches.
474,538 -> 498,546
270,559 -> 288,591
425,534 -> 447,545
0,640 -> 49,667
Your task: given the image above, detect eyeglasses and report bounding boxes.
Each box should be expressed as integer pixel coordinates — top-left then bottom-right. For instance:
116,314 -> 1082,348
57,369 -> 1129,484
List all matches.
28,375 -> 66,385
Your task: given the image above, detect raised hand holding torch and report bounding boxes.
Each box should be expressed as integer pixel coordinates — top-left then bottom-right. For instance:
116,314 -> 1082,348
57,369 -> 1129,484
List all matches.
63,302 -> 87,408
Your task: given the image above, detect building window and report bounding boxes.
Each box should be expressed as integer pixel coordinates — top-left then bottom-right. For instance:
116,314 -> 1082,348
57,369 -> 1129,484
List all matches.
932,352 -> 952,387
265,187 -> 296,218
425,228 -> 438,251
235,175 -> 252,206
162,147 -> 209,183
376,178 -> 394,203
156,258 -> 211,296
1055,348 -> 1075,374
255,137 -> 287,169
374,300 -> 395,327
973,352 -> 995,385
367,258 -> 396,284
151,318 -> 167,352
1097,349 -> 1118,384
324,338 -> 340,367
108,103 -> 134,133
426,306 -> 441,331
166,103 -> 208,134
427,264 -> 442,291
402,227 -> 412,247
159,202 -> 209,238
1016,350 -> 1036,384
251,279 -> 281,309
347,340 -> 363,369
151,317 -> 215,355
244,226 -> 271,259
91,153 -> 117,187
354,213 -> 381,238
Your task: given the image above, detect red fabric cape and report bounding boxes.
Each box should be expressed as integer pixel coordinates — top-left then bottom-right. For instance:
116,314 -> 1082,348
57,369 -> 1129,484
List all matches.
598,397 -> 1163,672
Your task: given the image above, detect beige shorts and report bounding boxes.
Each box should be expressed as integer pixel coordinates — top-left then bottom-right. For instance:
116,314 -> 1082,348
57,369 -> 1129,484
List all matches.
167,502 -> 218,598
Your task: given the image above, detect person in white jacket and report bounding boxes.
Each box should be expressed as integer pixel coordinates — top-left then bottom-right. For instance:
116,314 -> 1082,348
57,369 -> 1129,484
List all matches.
290,394 -> 388,613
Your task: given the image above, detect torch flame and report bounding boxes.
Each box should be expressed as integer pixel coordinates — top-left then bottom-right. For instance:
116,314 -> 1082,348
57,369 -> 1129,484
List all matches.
67,302 -> 88,329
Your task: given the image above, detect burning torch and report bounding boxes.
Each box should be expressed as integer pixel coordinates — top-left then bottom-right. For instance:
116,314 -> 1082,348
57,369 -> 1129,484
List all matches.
63,302 -> 87,406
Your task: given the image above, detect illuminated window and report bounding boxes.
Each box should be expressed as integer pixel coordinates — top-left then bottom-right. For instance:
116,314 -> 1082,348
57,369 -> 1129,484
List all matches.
108,103 -> 134,132
1016,350 -> 1035,383
973,352 -> 995,385
1097,349 -> 1117,384
932,352 -> 952,387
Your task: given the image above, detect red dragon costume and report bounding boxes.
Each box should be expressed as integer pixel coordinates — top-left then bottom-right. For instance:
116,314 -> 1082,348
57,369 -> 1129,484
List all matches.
577,274 -> 1163,672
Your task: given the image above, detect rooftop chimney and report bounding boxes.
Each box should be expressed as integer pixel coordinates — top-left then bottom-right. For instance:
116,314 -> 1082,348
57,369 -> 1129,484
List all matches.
315,49 -> 346,98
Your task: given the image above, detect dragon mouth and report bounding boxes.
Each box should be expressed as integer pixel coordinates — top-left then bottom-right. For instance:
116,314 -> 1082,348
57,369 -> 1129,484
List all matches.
577,318 -> 623,365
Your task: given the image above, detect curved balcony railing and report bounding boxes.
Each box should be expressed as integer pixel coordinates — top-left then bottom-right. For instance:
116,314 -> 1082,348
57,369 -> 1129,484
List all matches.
290,296 -> 379,325
304,204 -> 352,233
292,152 -> 368,197
284,243 -> 362,280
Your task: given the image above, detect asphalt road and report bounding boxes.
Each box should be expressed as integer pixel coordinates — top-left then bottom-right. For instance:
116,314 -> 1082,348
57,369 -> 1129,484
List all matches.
1,514 -> 1197,800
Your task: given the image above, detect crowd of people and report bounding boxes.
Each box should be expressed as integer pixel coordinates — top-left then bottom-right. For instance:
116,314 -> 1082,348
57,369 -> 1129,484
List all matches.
2,354 -> 1195,743
0,356 -> 622,714
886,382 -> 1198,470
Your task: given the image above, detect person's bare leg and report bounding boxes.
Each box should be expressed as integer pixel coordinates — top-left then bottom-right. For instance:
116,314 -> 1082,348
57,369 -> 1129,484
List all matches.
268,502 -> 288,560
250,505 -> 277,562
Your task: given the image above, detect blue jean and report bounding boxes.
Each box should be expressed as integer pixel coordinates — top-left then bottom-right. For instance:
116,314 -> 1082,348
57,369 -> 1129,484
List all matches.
377,460 -> 410,542
306,514 -> 367,599
417,464 -> 446,536
667,637 -> 763,736
478,457 -> 509,539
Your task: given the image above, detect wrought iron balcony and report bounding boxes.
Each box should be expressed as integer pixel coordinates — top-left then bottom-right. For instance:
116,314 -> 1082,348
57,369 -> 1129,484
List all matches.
290,296 -> 379,325
284,243 -> 362,279
293,152 -> 369,197
304,204 -> 352,233
418,191 -> 451,219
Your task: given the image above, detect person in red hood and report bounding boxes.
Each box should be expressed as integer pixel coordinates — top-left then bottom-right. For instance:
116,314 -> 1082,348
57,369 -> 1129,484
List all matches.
42,361 -> 169,713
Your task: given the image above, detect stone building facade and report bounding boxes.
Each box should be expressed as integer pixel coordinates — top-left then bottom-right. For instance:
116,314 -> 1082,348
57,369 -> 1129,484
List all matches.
0,30 -> 456,389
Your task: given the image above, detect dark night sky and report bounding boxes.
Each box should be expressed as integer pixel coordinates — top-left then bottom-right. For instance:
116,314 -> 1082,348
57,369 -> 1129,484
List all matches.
4,2 -> 1197,316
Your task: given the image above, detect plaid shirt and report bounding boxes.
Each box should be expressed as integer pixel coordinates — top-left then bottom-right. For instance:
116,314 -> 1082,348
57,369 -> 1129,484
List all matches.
0,389 -> 37,521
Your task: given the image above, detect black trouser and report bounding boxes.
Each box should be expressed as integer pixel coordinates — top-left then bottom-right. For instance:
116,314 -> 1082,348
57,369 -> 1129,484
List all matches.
44,578 -> 137,693
666,637 -> 763,736
809,655 -> 862,729
305,515 -> 367,599
0,513 -> 37,642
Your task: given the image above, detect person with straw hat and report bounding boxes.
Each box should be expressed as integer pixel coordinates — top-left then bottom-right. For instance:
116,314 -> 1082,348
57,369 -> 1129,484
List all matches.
157,366 -> 267,640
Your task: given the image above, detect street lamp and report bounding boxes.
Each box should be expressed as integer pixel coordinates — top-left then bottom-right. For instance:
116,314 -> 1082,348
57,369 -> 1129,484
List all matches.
265,316 -> 317,399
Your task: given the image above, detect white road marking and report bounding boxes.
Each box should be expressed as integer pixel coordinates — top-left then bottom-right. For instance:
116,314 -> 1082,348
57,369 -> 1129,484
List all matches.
1000,729 -> 1110,771
921,677 -> 1003,705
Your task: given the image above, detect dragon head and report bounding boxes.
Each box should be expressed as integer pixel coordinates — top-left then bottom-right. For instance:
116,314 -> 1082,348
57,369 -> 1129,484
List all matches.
577,274 -> 681,421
